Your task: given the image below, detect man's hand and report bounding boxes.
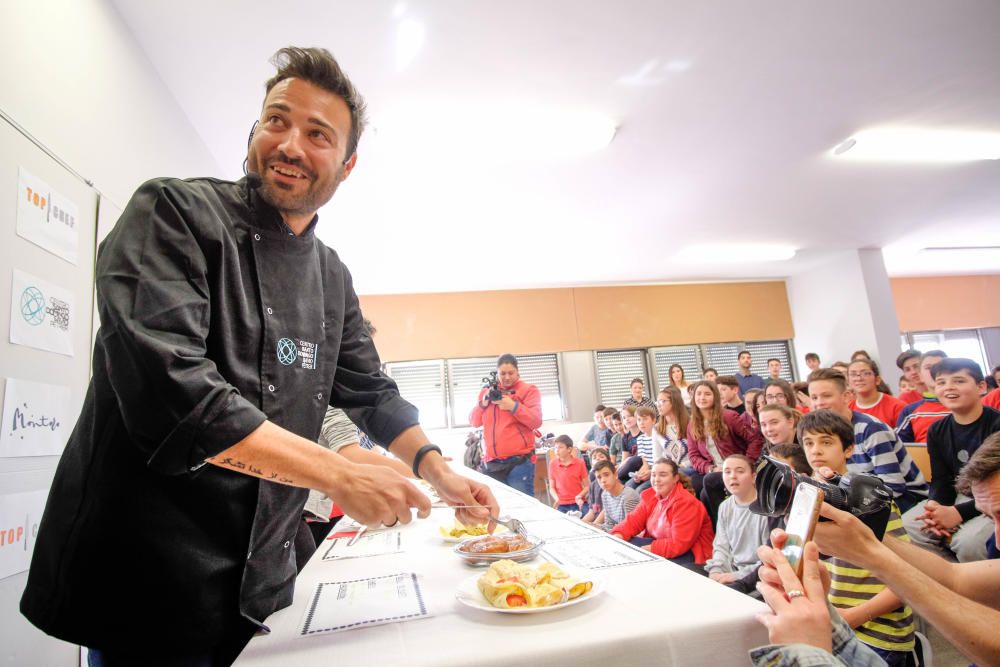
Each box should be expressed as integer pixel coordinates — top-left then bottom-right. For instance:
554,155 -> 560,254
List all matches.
796,391 -> 813,410
918,501 -> 962,535
421,465 -> 499,527
493,395 -> 517,411
756,541 -> 833,653
810,503 -> 884,567
327,463 -> 432,527
635,469 -> 650,482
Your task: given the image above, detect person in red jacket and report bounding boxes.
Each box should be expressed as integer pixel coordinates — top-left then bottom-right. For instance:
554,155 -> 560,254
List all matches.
611,458 -> 714,564
687,380 -> 765,527
469,353 -> 542,496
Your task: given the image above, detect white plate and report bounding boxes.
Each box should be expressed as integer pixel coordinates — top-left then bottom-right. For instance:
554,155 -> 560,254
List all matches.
454,564 -> 605,614
439,524 -> 507,543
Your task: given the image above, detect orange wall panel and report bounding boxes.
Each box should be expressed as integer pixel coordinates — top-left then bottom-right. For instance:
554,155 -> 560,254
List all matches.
891,275 -> 1000,331
361,281 -> 794,362
360,289 -> 580,362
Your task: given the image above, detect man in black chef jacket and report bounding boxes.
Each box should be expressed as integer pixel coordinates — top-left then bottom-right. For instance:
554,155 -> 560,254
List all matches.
20,46 -> 498,667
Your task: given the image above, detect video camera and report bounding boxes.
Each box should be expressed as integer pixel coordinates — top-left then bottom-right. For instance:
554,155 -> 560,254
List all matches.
749,455 -> 894,540
482,371 -> 506,402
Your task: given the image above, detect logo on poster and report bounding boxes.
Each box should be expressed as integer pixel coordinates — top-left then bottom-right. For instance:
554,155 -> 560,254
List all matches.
20,286 -> 46,325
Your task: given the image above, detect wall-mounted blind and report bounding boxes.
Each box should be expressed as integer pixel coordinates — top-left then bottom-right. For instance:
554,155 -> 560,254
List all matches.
384,360 -> 447,429
651,345 -> 702,392
516,353 -> 562,421
703,343 -> 742,376
745,340 -> 794,381
596,349 -> 648,408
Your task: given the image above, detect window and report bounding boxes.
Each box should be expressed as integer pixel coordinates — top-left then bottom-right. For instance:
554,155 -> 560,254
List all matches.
384,360 -> 448,429
651,345 -> 702,392
906,330 -> 988,376
515,354 -> 563,421
447,357 -> 497,428
703,343 -> 742,376
596,349 -> 648,408
744,340 -> 794,381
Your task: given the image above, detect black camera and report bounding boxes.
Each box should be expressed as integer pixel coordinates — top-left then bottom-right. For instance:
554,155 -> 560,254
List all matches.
482,371 -> 505,402
749,455 -> 894,540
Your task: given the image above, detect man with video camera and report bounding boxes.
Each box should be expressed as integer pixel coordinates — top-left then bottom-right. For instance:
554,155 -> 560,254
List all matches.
470,354 -> 543,496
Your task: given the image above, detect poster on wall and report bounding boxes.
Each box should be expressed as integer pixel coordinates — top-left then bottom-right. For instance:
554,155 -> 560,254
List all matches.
0,489 -> 48,580
8,268 -> 75,357
0,378 -> 72,458
16,166 -> 80,265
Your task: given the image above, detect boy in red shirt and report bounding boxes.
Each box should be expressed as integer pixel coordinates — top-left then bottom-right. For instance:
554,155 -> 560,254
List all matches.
548,435 -> 589,514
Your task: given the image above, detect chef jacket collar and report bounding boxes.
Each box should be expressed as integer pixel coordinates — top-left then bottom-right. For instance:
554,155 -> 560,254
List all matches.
243,177 -> 320,238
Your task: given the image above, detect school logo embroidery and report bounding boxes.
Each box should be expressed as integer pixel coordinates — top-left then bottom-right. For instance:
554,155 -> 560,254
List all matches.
276,337 -> 319,370
276,337 -> 298,365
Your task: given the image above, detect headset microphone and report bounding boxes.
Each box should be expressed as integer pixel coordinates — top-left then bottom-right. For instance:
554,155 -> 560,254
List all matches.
245,172 -> 263,189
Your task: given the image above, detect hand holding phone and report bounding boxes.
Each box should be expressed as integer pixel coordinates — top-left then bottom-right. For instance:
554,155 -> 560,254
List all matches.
781,483 -> 825,578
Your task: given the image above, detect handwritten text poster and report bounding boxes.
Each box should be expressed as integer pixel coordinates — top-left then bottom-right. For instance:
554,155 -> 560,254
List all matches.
16,166 -> 79,264
0,378 -> 72,457
0,490 -> 48,580
8,269 -> 75,357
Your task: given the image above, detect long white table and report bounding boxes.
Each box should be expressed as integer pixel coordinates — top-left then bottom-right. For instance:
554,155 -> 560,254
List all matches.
236,465 -> 769,666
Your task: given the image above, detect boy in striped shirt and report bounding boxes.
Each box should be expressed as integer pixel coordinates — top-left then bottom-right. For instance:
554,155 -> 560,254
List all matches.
627,406 -> 658,492
799,410 -> 915,666
808,368 -> 928,513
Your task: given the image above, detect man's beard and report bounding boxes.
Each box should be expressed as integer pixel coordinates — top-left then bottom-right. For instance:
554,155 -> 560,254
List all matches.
252,154 -> 345,218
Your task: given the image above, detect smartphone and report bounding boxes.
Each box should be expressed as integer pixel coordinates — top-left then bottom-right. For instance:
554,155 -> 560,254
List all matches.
781,483 -> 825,578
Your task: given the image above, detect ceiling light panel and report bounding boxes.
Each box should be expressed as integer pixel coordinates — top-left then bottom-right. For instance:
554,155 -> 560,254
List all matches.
831,128 -> 1000,162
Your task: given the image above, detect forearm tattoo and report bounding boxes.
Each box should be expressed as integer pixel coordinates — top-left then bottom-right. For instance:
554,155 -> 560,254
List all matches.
208,456 -> 295,484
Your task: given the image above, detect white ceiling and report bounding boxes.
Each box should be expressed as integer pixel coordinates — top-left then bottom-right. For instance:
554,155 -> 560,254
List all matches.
111,0 -> 1000,295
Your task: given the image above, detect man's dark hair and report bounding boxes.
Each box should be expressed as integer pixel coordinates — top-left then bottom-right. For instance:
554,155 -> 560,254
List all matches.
703,367 -> 717,375
497,353 -> 518,369
767,358 -> 781,366
808,367 -> 848,392
738,350 -> 752,360
896,349 -> 921,370
630,377 -> 644,387
957,432 -> 1000,495
554,434 -> 574,448
921,349 -> 948,361
769,443 -> 812,475
805,352 -> 820,363
797,410 -> 854,451
594,404 -> 607,412
931,358 -> 985,384
266,47 -> 368,159
601,407 -> 617,418
715,375 -> 740,389
592,459 -> 616,477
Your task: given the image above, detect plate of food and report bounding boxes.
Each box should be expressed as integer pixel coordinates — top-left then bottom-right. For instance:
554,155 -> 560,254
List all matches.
455,559 -> 604,614
439,521 -> 508,543
452,533 -> 543,566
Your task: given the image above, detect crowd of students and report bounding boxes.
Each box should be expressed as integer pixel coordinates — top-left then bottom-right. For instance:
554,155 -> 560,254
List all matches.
543,348 -> 1000,666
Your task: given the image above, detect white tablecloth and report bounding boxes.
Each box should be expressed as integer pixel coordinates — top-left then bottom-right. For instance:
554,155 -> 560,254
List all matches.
235,465 -> 769,667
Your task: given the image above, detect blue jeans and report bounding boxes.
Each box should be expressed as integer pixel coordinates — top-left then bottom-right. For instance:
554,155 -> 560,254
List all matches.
503,458 -> 536,497
557,503 -> 587,515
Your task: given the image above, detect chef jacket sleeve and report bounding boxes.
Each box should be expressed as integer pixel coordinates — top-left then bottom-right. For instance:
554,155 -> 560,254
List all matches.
334,265 -> 420,448
96,179 -> 268,475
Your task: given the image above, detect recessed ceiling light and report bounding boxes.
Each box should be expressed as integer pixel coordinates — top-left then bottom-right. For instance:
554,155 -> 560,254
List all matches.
831,128 -> 1000,162
675,244 -> 797,262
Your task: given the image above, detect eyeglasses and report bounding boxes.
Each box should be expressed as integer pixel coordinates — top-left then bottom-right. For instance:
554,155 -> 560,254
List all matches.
848,371 -> 875,379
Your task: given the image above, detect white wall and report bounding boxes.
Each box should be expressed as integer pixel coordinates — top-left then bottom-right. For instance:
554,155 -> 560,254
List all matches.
787,249 -> 902,386
0,0 -> 221,209
1,1 -> 221,664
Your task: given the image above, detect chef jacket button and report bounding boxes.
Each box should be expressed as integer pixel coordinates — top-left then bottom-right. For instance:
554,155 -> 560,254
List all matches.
247,551 -> 253,560
283,540 -> 291,549
315,392 -> 323,401
320,321 -> 326,329
253,233 -> 261,241
266,306 -> 273,315
268,384 -> 276,392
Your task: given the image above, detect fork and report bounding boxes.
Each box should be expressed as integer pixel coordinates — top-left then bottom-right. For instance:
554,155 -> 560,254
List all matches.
438,505 -> 528,538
